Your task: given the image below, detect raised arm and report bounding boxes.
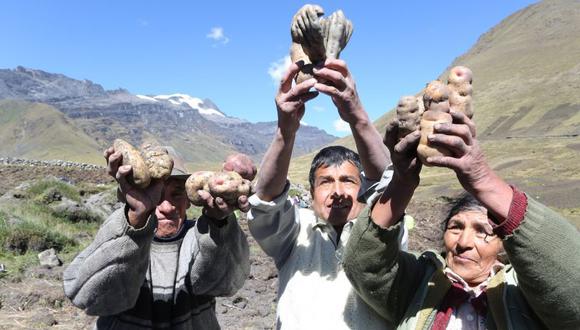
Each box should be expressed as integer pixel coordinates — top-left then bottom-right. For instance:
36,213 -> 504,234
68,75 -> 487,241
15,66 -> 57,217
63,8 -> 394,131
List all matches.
427,110 -> 580,328
63,147 -> 164,315
344,120 -> 430,323
255,63 -> 318,201
249,63 -> 318,265
313,59 -> 389,180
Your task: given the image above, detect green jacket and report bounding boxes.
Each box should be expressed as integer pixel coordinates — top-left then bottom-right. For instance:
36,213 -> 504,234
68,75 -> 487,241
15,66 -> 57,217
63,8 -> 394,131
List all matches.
343,196 -> 580,329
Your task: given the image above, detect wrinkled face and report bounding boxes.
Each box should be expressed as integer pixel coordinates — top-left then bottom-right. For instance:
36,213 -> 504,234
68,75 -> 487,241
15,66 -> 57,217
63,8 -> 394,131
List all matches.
310,161 -> 364,226
444,209 -> 502,286
155,177 -> 190,238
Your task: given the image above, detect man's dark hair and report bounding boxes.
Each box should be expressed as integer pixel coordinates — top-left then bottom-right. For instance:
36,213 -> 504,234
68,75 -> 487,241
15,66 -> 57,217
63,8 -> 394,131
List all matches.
308,146 -> 363,189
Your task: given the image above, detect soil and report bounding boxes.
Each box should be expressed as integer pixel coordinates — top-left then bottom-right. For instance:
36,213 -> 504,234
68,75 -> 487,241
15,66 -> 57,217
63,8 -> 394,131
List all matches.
0,163 -> 577,329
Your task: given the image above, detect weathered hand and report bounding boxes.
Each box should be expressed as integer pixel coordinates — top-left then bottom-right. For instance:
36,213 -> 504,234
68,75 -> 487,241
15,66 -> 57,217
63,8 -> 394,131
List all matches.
313,59 -> 366,125
276,63 -> 319,135
105,147 -> 164,227
425,110 -> 492,192
197,190 -> 250,222
383,119 -> 422,186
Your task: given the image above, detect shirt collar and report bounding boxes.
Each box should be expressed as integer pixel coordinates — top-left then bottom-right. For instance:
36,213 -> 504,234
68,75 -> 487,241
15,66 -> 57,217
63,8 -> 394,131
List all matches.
443,262 -> 505,296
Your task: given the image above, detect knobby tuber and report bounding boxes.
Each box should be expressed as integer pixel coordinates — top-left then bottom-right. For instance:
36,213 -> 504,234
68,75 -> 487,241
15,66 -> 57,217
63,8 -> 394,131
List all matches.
185,153 -> 256,207
417,80 -> 453,166
395,96 -> 423,140
290,4 -> 353,83
113,139 -> 174,188
447,66 -> 473,118
141,143 -> 173,181
114,139 -> 151,189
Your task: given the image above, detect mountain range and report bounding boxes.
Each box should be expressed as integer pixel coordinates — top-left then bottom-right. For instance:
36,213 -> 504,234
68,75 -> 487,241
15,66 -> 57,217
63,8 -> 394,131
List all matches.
0,66 -> 337,166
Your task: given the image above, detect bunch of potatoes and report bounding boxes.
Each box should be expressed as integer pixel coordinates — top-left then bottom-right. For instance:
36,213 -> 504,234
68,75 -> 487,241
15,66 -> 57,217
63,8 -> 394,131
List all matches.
185,153 -> 257,206
394,66 -> 473,166
113,139 -> 256,206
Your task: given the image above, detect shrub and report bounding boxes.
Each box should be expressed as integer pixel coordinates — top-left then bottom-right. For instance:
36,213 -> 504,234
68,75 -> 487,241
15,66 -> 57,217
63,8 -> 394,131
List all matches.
0,217 -> 76,255
27,179 -> 81,203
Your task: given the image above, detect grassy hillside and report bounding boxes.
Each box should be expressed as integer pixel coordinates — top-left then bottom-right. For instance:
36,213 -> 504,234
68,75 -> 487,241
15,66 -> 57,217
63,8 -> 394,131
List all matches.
289,0 -> 580,226
0,100 -> 103,164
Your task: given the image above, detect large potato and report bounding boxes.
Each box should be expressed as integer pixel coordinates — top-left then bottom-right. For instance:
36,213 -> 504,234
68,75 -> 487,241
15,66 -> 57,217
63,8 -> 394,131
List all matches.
185,171 -> 214,206
208,171 -> 252,205
113,139 -> 151,189
141,143 -> 173,180
417,81 -> 452,166
222,153 -> 257,181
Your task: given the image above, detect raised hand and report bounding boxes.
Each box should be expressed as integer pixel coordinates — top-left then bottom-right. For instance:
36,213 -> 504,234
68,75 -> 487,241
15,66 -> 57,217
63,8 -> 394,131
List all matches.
383,119 -> 422,186
423,110 -> 513,220
422,110 -> 487,189
275,63 -> 319,135
313,59 -> 365,125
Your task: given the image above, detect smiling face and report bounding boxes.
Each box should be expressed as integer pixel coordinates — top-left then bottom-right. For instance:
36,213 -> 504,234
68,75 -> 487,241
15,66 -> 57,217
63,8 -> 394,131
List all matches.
444,209 -> 502,286
155,177 -> 191,238
310,161 -> 364,226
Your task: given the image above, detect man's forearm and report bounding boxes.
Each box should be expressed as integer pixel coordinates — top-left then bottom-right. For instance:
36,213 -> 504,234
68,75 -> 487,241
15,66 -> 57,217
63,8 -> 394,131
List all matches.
255,128 -> 296,201
350,112 -> 389,181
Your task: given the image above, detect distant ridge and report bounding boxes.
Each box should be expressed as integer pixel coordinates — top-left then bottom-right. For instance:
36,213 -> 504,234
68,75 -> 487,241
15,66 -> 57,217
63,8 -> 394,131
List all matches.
0,66 -> 338,165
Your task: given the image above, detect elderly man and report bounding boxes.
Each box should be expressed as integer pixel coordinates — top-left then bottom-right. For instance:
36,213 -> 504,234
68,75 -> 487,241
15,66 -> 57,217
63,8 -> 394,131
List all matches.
248,59 -> 405,329
63,147 -> 250,330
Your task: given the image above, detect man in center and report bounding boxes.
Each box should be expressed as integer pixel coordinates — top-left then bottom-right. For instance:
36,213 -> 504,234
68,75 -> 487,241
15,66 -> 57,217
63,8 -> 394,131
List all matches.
248,59 -> 405,329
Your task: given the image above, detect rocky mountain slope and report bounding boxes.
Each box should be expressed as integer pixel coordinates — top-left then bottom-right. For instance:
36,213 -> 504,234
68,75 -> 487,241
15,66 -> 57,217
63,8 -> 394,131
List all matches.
289,0 -> 580,225
0,66 -> 337,165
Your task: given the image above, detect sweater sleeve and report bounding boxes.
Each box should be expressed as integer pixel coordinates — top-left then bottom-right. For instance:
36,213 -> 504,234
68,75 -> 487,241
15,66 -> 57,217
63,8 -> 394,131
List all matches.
63,207 -> 156,316
503,195 -> 580,329
247,181 -> 300,267
186,213 -> 250,297
343,206 -> 434,324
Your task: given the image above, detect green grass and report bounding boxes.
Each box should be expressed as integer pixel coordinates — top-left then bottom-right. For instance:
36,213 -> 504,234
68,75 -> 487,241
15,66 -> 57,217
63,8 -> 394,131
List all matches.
27,179 -> 82,203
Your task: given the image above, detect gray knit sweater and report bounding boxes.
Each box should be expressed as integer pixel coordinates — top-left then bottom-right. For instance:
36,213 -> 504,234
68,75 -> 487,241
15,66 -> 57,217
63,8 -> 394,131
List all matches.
63,208 -> 250,329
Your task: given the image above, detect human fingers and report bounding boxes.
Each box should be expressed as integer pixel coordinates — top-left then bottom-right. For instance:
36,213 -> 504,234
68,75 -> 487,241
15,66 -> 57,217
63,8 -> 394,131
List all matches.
107,151 -> 123,177
213,197 -> 231,214
103,147 -> 114,161
296,91 -> 319,104
383,119 -> 399,151
394,130 -> 421,155
433,122 -> 473,145
279,63 -> 301,93
428,133 -> 469,156
313,81 -> 341,98
322,58 -> 348,77
287,78 -> 317,99
450,110 -> 477,138
237,195 -> 250,213
313,67 -> 346,90
115,164 -> 132,191
425,155 -> 462,171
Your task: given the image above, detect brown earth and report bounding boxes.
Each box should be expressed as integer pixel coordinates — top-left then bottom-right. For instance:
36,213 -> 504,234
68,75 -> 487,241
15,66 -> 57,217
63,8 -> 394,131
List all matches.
0,164 -> 576,329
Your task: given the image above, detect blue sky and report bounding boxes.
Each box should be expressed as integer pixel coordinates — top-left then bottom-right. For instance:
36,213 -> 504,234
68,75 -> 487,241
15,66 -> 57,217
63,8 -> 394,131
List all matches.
0,0 -> 537,136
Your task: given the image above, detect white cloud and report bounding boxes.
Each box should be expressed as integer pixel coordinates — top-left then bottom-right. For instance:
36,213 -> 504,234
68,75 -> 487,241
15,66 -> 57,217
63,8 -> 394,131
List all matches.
300,120 -> 309,126
206,27 -> 230,45
333,118 -> 350,133
312,106 -> 325,112
268,56 -> 291,85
